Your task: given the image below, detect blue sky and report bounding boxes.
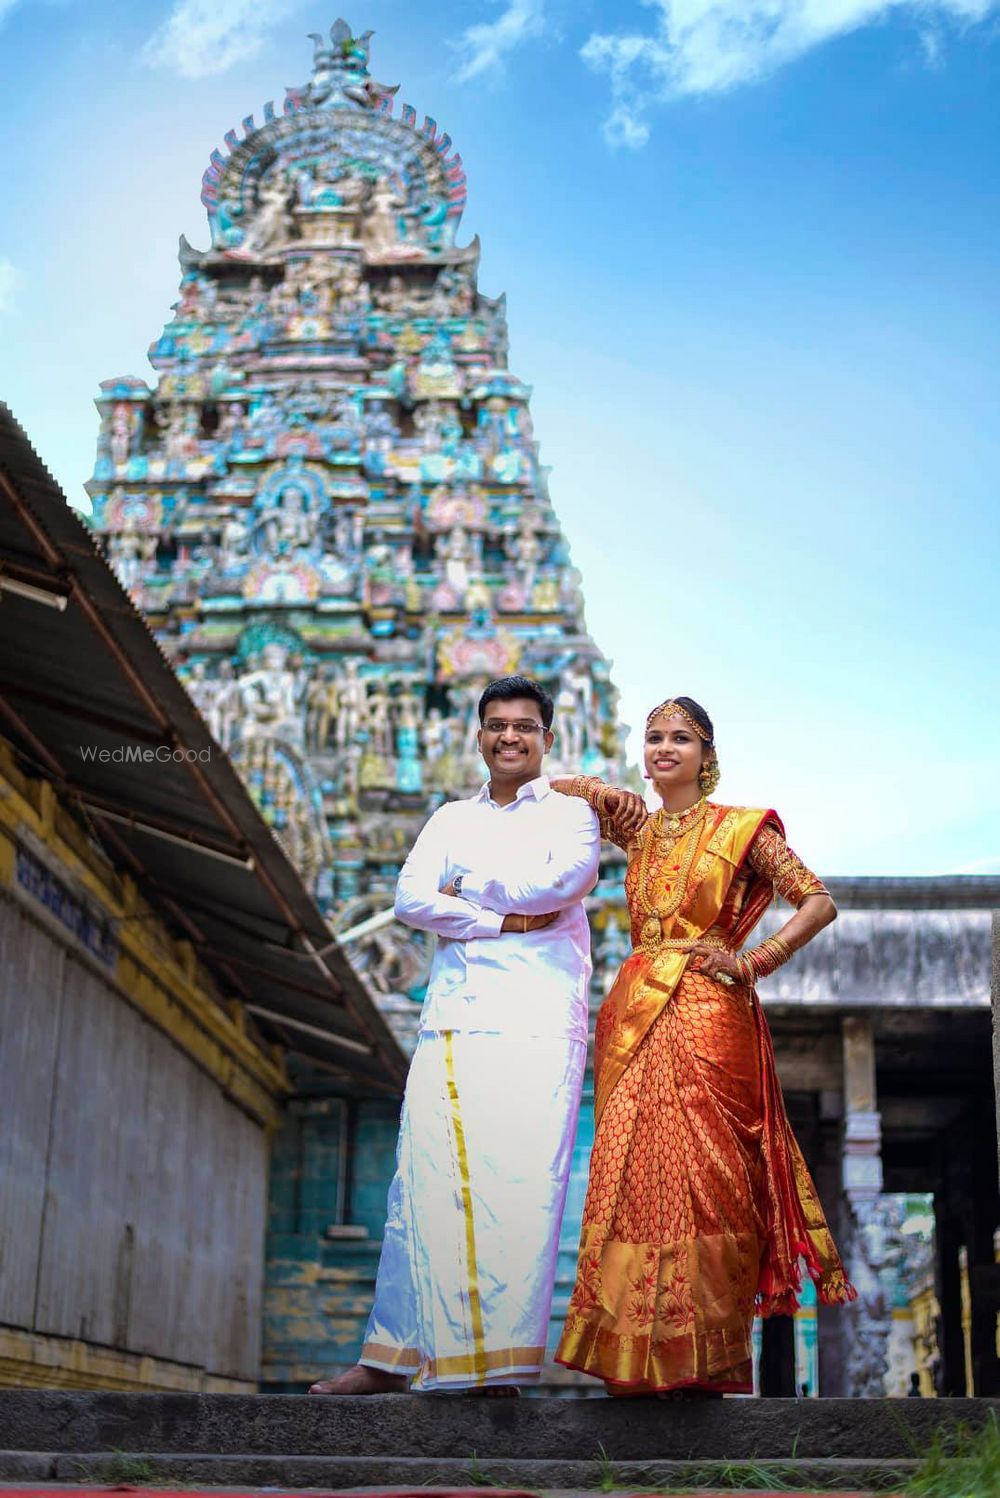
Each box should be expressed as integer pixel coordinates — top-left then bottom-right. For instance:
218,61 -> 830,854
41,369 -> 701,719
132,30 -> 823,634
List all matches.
1,0 -> 997,876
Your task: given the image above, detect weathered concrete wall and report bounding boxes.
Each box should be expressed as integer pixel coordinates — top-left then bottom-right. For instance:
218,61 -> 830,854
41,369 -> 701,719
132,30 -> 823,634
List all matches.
0,746 -> 287,1391
0,894 -> 270,1388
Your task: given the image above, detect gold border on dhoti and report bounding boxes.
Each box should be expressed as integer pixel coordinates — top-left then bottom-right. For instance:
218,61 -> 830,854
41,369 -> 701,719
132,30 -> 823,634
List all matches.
430,1344 -> 545,1378
443,1029 -> 487,1381
360,1340 -> 423,1371
361,1340 -> 546,1384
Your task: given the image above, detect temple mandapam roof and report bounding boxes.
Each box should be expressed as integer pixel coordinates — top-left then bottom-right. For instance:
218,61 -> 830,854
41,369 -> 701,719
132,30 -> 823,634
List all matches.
758,876 -> 998,1010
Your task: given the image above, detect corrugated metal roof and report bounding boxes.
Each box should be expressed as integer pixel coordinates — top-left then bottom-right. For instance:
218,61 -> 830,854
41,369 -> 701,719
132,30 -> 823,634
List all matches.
0,403 -> 407,1094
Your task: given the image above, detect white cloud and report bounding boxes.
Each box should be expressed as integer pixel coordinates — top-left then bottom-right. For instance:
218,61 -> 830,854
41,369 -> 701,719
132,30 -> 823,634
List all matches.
952,854 -> 1000,874
583,0 -> 1000,147
142,0 -> 304,79
0,260 -> 19,317
452,0 -> 547,83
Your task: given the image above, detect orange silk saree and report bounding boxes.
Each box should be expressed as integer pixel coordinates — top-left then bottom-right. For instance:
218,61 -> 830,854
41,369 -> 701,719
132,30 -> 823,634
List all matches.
555,802 -> 854,1393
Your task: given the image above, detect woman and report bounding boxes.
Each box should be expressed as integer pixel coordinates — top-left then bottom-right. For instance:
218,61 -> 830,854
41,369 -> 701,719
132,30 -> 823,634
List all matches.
552,697 -> 854,1396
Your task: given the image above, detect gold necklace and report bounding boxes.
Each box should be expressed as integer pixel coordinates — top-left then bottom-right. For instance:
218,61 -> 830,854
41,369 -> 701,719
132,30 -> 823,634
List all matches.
658,796 -> 706,839
635,799 -> 708,949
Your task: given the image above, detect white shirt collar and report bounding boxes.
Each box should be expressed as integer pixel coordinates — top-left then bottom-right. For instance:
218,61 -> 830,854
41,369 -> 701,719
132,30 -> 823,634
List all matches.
476,774 -> 551,806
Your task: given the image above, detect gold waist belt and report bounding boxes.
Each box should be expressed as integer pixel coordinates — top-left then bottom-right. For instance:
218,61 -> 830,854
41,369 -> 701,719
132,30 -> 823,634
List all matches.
634,924 -> 736,956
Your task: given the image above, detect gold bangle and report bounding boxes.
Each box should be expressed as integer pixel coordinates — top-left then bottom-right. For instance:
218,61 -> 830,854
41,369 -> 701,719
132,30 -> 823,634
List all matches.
522,913 -> 529,933
761,934 -> 793,970
742,933 -> 794,981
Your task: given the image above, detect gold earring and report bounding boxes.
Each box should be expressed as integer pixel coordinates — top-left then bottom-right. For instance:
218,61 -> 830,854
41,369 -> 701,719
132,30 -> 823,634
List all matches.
699,759 -> 720,795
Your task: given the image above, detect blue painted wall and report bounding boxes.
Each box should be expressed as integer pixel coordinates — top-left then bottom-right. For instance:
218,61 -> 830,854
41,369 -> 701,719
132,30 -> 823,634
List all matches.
261,1078 -> 596,1390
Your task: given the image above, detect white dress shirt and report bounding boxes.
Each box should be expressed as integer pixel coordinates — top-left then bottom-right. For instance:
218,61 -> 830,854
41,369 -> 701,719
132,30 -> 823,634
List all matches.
394,775 -> 600,1042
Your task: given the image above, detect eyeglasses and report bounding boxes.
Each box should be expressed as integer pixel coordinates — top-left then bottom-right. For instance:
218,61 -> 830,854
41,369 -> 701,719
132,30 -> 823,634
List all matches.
482,718 -> 545,735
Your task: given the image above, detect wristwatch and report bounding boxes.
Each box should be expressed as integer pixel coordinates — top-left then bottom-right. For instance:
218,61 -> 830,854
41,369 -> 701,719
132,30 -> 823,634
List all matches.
452,873 -> 464,896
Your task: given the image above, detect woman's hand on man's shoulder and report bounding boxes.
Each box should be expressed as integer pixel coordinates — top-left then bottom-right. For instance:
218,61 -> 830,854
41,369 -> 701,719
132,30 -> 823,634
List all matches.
603,787 -> 648,840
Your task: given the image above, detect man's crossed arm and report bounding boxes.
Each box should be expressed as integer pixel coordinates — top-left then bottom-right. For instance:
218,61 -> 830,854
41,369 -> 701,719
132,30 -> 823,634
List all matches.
395,803 -> 600,939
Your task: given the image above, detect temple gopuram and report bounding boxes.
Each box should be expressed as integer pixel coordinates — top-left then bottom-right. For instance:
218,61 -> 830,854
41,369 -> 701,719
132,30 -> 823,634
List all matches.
86,21 -> 628,1043
83,21 -> 999,1400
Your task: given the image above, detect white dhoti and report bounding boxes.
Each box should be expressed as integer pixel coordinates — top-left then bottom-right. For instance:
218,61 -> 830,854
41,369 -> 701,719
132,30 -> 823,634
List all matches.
361,1029 -> 587,1389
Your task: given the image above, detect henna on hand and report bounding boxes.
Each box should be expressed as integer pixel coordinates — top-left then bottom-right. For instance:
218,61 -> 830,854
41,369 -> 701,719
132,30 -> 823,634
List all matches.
687,942 -> 742,981
614,790 -> 648,838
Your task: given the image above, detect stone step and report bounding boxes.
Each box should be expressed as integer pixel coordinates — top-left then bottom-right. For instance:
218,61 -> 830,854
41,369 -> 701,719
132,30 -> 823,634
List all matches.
0,1448 -> 918,1492
1,1390 -> 994,1466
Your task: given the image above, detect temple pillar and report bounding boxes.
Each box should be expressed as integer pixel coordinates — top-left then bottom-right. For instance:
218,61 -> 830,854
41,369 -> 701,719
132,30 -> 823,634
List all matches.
814,1103 -> 851,1396
935,1206 -> 965,1394
842,1015 -> 881,1200
965,1096 -> 1000,1395
931,1085 -> 1000,1396
840,1015 -> 890,1396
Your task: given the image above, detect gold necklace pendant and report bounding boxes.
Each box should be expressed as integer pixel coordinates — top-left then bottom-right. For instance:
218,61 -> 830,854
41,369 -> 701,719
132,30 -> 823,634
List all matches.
660,798 -> 704,838
640,914 -> 662,947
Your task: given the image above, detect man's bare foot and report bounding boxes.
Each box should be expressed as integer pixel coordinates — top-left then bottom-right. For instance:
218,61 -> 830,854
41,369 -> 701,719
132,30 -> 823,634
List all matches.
309,1364 -> 408,1395
468,1384 -> 521,1397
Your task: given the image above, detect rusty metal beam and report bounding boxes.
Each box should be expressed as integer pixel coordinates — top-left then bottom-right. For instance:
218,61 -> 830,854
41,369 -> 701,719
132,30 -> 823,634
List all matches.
0,693 -> 65,781
189,941 -> 347,1008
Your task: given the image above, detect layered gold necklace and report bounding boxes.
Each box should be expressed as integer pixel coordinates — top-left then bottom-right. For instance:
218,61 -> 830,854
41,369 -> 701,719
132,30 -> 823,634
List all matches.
635,798 -> 708,950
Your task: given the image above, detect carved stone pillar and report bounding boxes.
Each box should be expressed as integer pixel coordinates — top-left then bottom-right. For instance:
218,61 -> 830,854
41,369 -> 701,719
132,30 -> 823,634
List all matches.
841,1015 -> 890,1397
842,1015 -> 881,1199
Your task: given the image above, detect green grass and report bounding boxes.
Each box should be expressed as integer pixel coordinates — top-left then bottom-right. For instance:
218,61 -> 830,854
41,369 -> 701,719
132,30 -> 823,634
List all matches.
586,1450 -> 889,1492
465,1447 -> 508,1487
596,1440 -> 619,1491
626,1460 -> 854,1491
902,1408 -> 1000,1497
69,1450 -> 161,1485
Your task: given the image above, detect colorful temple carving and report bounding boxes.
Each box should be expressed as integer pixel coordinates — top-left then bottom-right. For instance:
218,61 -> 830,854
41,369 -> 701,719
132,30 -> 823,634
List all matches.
86,19 -> 630,1047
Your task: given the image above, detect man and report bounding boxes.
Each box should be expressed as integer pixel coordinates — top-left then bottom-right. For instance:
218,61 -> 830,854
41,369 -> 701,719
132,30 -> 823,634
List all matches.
310,675 -> 600,1394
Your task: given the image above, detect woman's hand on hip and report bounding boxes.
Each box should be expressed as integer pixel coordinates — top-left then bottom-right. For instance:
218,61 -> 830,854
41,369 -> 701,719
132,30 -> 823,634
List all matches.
688,943 -> 742,982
